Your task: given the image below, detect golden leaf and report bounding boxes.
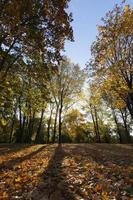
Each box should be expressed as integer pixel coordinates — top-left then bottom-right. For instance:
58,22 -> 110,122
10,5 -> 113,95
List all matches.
15,177 -> 21,182
2,191 -> 9,198
124,5 -> 130,12
1,119 -> 7,126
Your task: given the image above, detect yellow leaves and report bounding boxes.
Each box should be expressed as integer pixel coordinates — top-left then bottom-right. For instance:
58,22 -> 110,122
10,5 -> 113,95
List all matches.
122,4 -> 133,34
124,5 -> 130,12
90,4 -> 133,110
2,191 -> 9,199
15,176 -> 21,183
107,48 -> 114,57
5,81 -> 10,86
14,183 -> 22,190
114,100 -> 126,109
7,87 -> 12,92
102,192 -> 110,200
0,101 -> 4,107
78,92 -> 85,100
89,84 -> 101,106
1,118 -> 7,126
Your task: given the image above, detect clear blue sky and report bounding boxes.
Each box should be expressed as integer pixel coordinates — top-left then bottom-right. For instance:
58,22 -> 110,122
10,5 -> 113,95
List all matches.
64,0 -> 133,68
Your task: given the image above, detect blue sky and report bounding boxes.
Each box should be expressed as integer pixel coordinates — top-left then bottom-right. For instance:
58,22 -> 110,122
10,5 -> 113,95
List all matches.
64,0 -> 133,68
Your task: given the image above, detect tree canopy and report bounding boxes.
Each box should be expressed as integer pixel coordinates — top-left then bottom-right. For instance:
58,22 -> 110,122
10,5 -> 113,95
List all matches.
0,2 -> 133,144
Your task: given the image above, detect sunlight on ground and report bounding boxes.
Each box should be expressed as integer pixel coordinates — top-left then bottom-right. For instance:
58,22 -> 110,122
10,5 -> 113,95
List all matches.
0,144 -> 133,200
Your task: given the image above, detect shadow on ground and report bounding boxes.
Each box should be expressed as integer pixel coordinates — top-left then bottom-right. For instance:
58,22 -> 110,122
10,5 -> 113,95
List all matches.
67,143 -> 133,167
0,145 -> 49,170
2,143 -> 132,199
0,144 -> 32,156
30,144 -> 75,200
29,144 -> 133,200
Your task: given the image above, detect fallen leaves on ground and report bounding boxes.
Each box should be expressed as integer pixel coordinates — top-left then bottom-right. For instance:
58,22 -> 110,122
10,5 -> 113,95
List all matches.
0,144 -> 133,200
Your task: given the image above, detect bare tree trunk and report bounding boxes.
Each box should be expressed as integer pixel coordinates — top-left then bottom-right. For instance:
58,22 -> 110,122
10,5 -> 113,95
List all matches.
120,109 -> 130,143
94,106 -> 101,143
90,104 -> 97,140
90,104 -> 100,143
30,111 -> 36,138
19,100 -> 22,137
111,107 -> 122,143
35,109 -> 44,143
25,104 -> 32,143
27,110 -> 36,143
9,108 -> 17,143
58,103 -> 63,144
126,95 -> 133,119
22,115 -> 26,138
52,105 -> 59,143
47,106 -> 53,144
16,97 -> 23,143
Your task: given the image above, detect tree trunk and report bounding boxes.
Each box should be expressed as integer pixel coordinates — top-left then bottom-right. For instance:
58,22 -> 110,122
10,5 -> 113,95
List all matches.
111,108 -> 122,143
27,111 -> 36,143
90,105 -> 97,140
19,100 -> 22,138
30,111 -> 36,138
126,97 -> 133,119
22,115 -> 26,138
120,109 -> 130,143
94,106 -> 101,143
16,98 -> 23,143
90,104 -> 100,143
35,109 -> 44,143
25,104 -> 32,143
52,105 -> 59,143
47,107 -> 53,144
9,108 -> 16,143
58,104 -> 63,144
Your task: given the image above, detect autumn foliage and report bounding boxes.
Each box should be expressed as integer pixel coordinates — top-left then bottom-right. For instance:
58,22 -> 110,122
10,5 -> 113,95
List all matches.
0,144 -> 133,199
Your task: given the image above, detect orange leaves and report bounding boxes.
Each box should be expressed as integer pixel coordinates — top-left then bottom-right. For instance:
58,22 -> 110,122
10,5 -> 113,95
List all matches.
0,144 -> 133,199
114,100 -> 126,109
0,144 -> 54,199
2,191 -> 9,199
95,183 -> 103,192
102,192 -> 110,200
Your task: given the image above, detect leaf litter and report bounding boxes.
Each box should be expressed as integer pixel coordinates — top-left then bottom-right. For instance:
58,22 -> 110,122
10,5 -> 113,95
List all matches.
0,144 -> 133,200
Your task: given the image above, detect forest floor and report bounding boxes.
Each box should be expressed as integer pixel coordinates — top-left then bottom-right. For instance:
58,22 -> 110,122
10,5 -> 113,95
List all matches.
0,144 -> 133,200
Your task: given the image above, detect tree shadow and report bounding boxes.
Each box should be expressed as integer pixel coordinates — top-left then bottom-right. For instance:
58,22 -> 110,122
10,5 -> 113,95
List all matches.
90,143 -> 133,166
92,143 -> 133,153
68,143 -> 133,167
0,144 -> 32,156
62,144 -> 133,199
31,144 -> 75,200
0,145 -> 49,170
31,144 -> 133,200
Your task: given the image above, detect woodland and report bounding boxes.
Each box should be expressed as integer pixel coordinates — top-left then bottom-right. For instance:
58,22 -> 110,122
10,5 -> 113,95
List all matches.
0,0 -> 133,199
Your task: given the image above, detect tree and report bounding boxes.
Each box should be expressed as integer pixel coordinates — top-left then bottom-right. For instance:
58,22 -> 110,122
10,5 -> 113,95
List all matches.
49,58 -> 86,143
62,109 -> 89,143
0,0 -> 74,143
90,5 -> 133,119
0,0 -> 73,82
